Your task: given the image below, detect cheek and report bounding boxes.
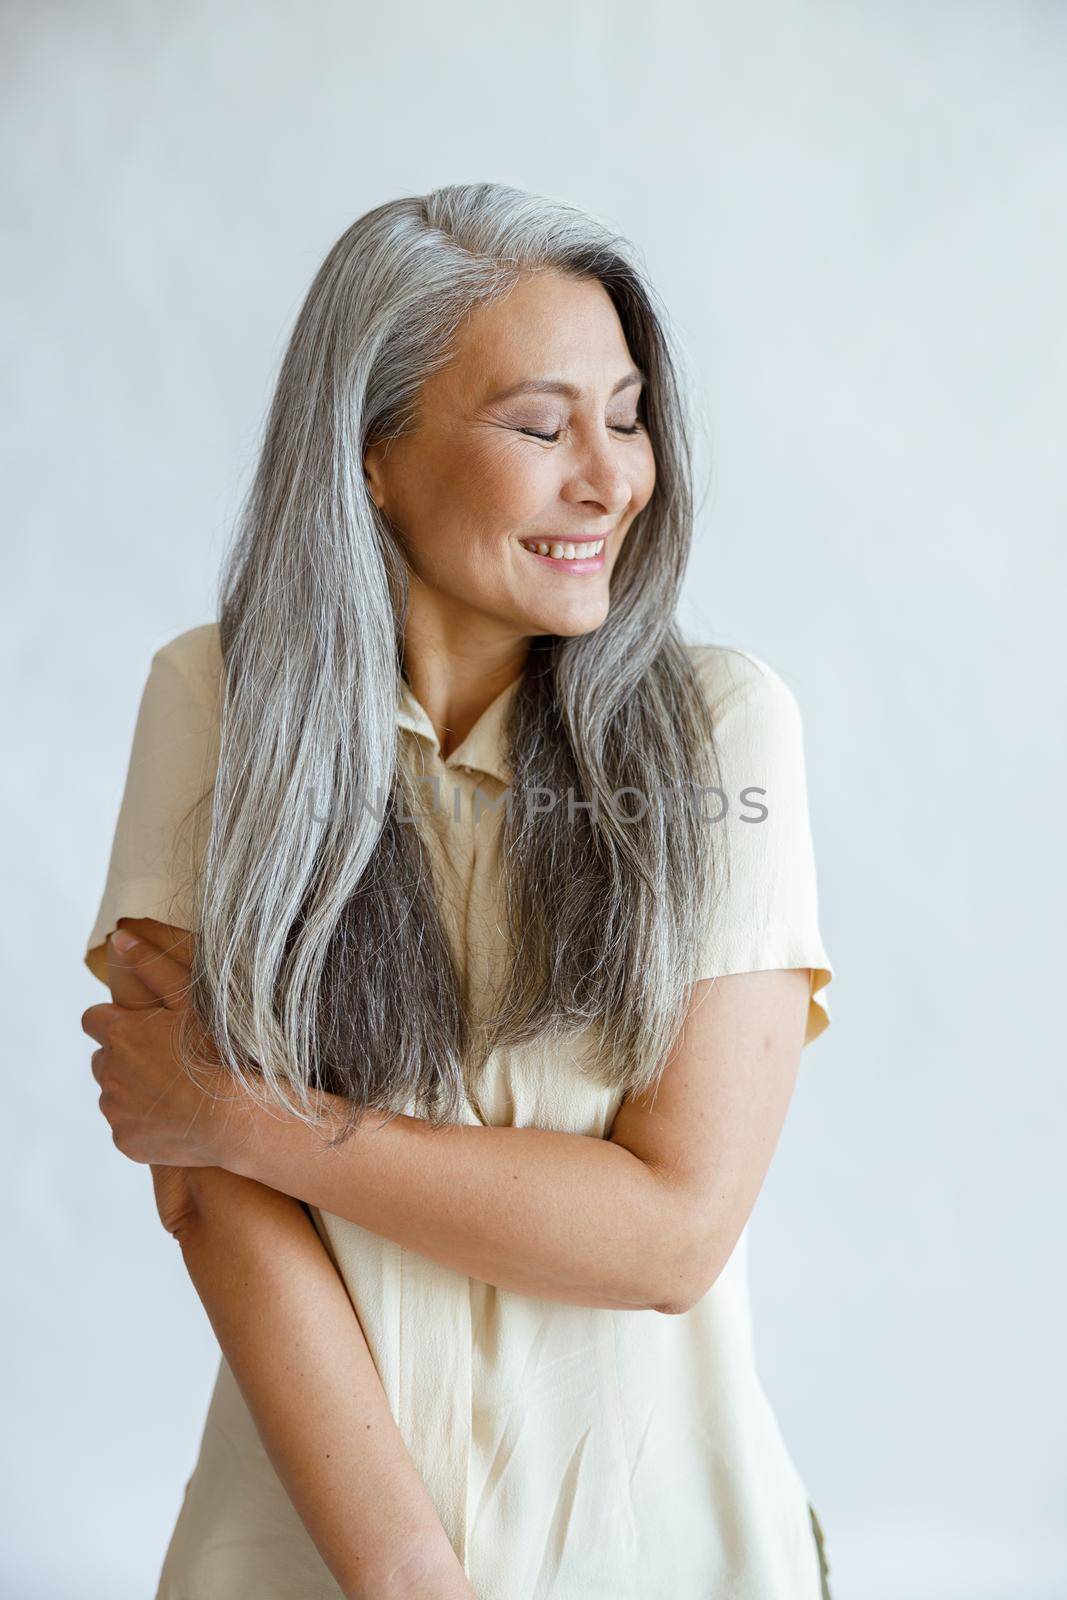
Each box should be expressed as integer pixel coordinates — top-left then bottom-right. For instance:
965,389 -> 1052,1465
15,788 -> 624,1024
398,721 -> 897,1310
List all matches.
398,441 -> 549,590
427,436 -> 550,531
632,437 -> 657,508
463,435 -> 552,522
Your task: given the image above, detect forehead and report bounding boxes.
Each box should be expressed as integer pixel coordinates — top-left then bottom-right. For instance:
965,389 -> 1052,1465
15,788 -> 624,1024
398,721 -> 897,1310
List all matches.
434,272 -> 637,401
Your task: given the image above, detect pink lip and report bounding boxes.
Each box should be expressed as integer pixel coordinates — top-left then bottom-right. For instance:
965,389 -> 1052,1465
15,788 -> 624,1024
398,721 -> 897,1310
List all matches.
519,539 -> 609,575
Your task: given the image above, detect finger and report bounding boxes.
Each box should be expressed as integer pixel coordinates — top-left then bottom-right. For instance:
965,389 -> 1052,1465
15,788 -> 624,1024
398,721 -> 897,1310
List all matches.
104,944 -> 160,1011
90,1047 -> 107,1086
81,1002 -> 121,1043
107,931 -> 193,1009
116,917 -> 195,967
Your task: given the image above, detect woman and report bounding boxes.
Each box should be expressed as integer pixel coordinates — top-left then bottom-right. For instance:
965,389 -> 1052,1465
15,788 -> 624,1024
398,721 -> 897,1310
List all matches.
82,182 -> 835,1599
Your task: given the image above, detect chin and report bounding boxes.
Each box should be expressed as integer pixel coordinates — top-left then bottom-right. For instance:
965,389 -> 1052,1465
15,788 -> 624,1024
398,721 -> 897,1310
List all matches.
525,598 -> 610,638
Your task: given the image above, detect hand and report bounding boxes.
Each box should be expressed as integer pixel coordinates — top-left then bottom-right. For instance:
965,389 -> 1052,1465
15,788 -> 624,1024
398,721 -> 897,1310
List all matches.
82,923 -> 232,1168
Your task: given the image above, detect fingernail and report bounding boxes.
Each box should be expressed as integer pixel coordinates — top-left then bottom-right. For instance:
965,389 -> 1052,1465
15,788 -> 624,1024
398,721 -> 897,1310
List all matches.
111,928 -> 140,952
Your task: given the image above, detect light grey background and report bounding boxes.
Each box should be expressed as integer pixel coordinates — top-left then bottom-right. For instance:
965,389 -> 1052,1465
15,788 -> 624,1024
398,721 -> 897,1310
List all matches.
4,2 -> 1065,1596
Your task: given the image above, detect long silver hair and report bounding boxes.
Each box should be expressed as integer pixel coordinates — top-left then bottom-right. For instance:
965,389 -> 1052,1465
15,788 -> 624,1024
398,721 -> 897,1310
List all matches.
180,181 -> 725,1141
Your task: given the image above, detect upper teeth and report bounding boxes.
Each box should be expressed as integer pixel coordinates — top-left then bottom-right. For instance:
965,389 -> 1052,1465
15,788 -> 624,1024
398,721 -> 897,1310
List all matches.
522,538 -> 604,560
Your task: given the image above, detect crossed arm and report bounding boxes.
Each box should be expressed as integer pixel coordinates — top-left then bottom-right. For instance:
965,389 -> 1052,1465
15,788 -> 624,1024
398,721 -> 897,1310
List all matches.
88,919 -> 808,1597
100,940 -> 476,1600
93,917 -> 810,1315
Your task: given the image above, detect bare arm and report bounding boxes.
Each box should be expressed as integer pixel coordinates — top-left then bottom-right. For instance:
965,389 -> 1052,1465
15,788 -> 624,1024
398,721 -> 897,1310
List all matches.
211,967 -> 809,1316
101,930 -> 475,1600
101,924 -> 809,1316
221,1098 -> 690,1313
173,1175 -> 474,1600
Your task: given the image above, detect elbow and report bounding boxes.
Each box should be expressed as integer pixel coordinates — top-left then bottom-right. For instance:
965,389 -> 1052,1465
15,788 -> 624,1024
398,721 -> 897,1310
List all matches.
651,1280 -> 713,1317
169,1206 -> 205,1251
150,1167 -> 205,1245
649,1223 -> 724,1316
361,1537 -> 469,1599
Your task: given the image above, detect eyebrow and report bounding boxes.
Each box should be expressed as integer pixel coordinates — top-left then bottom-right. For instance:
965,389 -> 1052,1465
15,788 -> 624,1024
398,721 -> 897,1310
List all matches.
484,367 -> 646,405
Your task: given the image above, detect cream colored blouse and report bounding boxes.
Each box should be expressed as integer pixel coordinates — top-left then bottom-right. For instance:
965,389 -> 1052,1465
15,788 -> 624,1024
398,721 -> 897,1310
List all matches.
85,622 -> 834,1599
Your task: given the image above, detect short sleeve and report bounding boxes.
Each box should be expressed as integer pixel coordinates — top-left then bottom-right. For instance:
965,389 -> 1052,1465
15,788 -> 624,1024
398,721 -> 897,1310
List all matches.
83,633 -> 222,987
693,646 -> 834,1048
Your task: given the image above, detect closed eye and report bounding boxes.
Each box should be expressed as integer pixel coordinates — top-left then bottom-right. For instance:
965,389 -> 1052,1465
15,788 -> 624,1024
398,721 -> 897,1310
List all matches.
520,422 -> 644,443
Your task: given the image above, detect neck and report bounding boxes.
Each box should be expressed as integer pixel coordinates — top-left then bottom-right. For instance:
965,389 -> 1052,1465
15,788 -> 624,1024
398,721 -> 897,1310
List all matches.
402,593 -> 532,761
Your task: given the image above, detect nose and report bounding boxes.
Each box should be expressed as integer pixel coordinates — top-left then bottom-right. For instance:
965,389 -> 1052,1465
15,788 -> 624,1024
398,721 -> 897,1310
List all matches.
562,433 -> 633,519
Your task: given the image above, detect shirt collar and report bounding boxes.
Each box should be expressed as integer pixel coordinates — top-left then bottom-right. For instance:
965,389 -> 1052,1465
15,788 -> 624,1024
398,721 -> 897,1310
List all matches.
396,673 -> 521,785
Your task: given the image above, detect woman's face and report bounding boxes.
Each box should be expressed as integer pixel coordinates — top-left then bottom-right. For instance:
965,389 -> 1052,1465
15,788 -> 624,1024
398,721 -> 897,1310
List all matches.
363,270 -> 657,643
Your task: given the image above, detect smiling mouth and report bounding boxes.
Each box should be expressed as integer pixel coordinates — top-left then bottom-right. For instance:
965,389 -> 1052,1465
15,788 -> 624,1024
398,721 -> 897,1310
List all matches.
519,537 -> 606,567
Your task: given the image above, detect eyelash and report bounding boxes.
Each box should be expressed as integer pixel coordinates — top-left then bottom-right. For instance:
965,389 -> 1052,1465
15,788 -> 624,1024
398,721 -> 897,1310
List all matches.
520,422 -> 644,443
